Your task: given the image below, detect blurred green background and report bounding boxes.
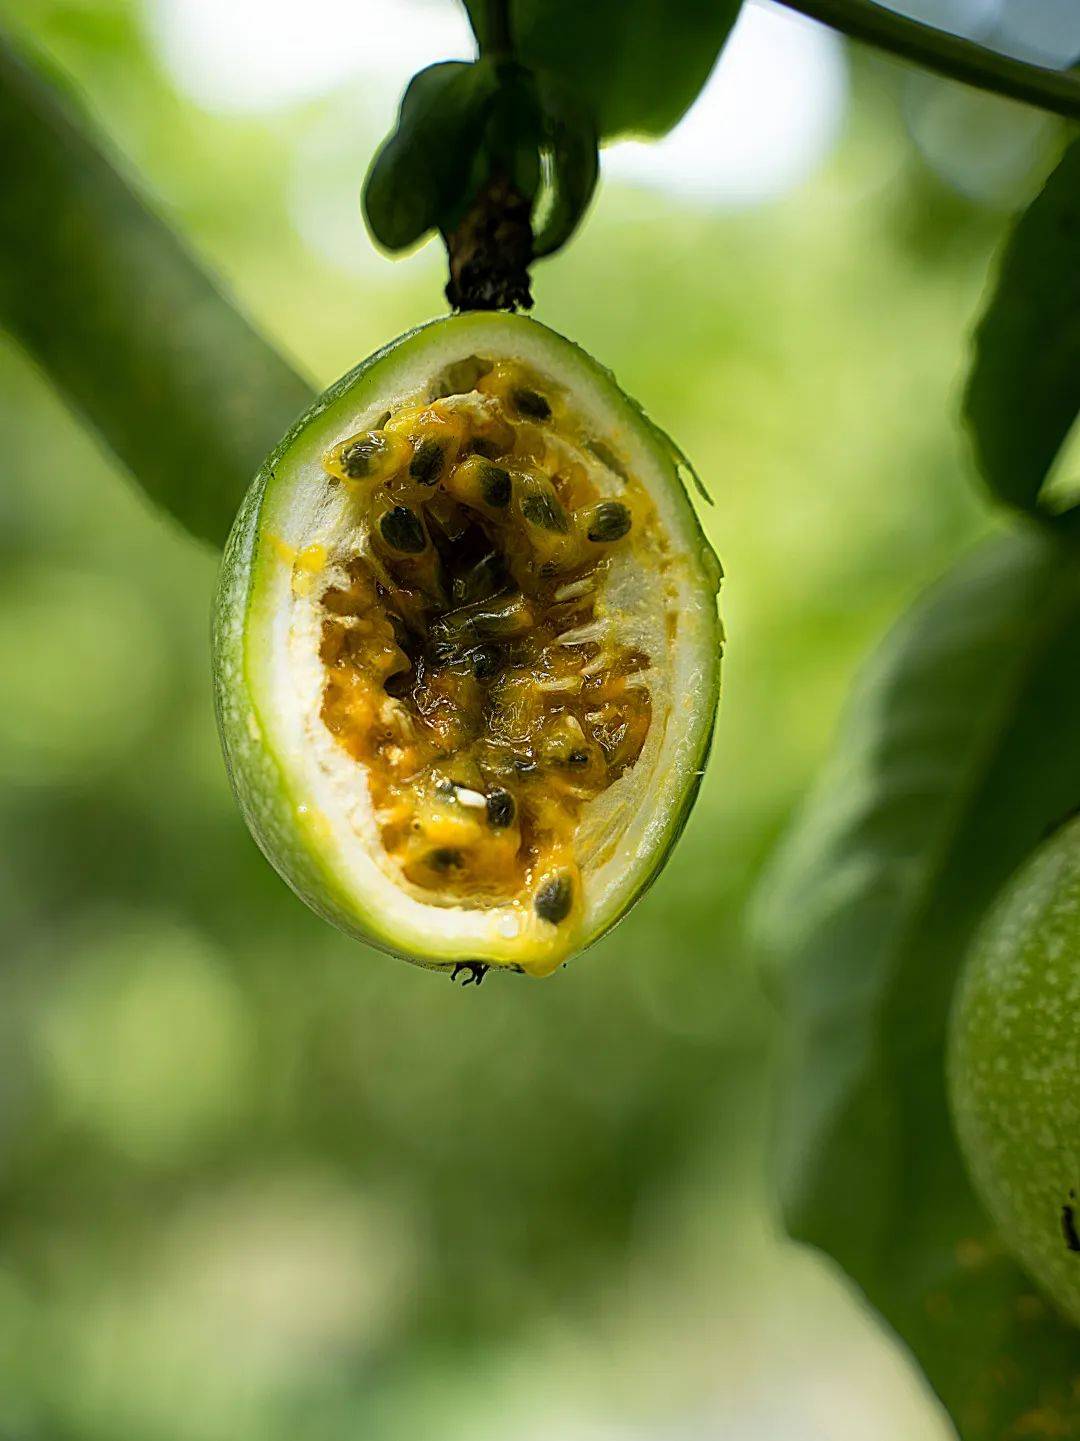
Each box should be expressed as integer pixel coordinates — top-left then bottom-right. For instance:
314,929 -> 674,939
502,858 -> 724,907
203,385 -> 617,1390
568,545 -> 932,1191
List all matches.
0,1 -> 1065,1435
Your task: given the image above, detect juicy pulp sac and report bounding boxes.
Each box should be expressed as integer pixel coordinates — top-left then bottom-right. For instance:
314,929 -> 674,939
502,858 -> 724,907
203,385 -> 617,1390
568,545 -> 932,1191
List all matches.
301,357 -> 659,938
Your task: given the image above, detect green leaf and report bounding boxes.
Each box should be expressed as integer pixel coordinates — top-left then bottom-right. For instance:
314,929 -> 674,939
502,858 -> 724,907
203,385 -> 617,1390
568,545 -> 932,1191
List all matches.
756,527 -> 1080,1439
505,0 -> 744,139
364,61 -> 498,252
533,77 -> 599,259
0,32 -> 314,549
966,139 -> 1080,518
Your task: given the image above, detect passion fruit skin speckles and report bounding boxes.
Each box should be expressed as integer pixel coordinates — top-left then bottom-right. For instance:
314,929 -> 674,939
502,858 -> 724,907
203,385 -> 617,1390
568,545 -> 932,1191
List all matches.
212,311 -> 722,978
948,814 -> 1080,1325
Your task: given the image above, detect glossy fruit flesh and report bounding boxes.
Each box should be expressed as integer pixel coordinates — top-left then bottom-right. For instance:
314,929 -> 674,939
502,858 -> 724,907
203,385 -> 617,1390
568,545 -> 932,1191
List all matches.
315,359 -> 652,929
949,814 -> 1080,1325
214,313 -> 721,977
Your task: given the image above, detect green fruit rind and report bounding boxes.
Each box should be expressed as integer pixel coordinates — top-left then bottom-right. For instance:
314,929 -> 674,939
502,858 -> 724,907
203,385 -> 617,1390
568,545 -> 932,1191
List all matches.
949,813 -> 1080,1325
213,312 -> 722,974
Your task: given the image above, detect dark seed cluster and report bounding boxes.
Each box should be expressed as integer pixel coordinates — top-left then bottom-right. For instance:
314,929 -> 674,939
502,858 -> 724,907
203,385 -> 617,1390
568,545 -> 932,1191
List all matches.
317,359 -> 650,947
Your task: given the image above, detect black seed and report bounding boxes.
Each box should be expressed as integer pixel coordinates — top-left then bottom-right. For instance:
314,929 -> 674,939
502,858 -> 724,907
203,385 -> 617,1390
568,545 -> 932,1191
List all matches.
384,671 -> 411,699
379,505 -> 426,554
486,789 -> 516,828
586,501 -> 632,543
512,387 -> 551,421
522,491 -> 569,533
471,435 -> 511,460
481,463 -> 511,508
340,437 -> 383,479
566,750 -> 589,767
410,438 -> 445,485
471,644 -> 503,679
428,847 -> 464,872
534,872 -> 573,925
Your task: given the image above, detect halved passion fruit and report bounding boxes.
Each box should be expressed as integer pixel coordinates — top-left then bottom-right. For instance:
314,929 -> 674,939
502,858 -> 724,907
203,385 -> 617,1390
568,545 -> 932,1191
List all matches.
213,312 -> 722,977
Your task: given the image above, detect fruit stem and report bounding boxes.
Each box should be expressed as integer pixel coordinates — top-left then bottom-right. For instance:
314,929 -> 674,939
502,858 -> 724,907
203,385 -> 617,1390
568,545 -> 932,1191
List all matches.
778,0 -> 1080,118
447,0 -> 532,311
443,171 -> 534,313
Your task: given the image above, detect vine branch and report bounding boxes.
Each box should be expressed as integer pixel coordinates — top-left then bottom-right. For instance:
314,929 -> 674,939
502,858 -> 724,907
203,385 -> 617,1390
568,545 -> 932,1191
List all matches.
777,0 -> 1080,119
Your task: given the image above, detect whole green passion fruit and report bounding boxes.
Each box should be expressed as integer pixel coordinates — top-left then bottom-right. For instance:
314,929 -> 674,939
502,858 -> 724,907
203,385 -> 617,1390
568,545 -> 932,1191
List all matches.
949,813 -> 1080,1324
213,313 -> 722,977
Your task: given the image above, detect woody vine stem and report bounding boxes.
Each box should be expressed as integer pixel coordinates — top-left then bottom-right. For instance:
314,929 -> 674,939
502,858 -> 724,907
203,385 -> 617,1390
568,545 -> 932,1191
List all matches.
444,0 -> 533,313
779,0 -> 1080,119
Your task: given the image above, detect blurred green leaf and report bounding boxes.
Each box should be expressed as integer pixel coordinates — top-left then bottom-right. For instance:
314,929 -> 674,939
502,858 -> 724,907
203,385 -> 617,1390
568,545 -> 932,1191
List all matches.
757,527 -> 1080,1439
501,0 -> 743,139
966,140 -> 1080,518
0,32 -> 314,549
533,76 -> 599,259
363,60 -> 498,252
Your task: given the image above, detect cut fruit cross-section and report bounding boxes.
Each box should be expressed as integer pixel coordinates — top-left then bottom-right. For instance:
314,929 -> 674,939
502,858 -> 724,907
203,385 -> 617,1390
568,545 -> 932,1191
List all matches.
213,312 -> 722,977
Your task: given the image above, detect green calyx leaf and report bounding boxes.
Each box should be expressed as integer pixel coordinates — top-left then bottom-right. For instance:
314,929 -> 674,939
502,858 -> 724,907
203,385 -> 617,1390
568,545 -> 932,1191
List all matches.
756,527 -> 1080,1439
364,53 -> 600,264
363,60 -> 499,253
532,75 -> 599,259
966,138 -> 1080,520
